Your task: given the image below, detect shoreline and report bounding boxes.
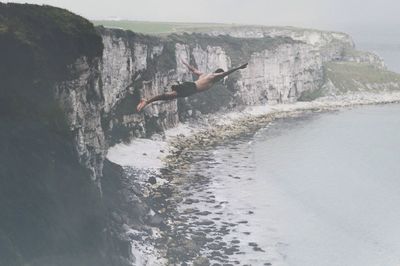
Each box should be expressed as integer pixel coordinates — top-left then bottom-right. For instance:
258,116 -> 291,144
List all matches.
108,91 -> 400,171
106,91 -> 400,265
165,91 -> 400,170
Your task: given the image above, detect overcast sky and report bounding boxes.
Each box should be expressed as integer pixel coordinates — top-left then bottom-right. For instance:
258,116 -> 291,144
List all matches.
3,0 -> 400,31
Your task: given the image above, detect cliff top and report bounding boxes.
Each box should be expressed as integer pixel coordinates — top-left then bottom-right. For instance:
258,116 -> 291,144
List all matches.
0,3 -> 103,78
92,19 -> 350,37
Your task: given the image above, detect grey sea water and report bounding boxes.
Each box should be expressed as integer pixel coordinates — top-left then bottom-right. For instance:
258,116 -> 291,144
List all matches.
176,104 -> 400,265
250,104 -> 400,265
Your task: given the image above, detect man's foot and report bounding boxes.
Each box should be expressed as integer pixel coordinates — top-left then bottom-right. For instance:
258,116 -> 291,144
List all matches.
136,99 -> 148,112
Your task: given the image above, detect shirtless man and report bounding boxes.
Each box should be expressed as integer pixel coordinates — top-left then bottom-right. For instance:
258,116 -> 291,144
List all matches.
136,60 -> 248,112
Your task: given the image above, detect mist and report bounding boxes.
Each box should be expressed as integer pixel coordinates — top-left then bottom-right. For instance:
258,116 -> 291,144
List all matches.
3,0 -> 400,31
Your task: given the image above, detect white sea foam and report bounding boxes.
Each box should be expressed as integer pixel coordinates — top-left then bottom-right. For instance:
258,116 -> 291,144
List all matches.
107,139 -> 167,169
126,228 -> 166,266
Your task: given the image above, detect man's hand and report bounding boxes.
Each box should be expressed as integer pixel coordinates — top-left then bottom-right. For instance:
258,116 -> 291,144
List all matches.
239,63 -> 248,69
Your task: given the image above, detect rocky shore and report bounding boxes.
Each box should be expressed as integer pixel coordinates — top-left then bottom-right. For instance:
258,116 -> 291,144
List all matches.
107,91 -> 400,265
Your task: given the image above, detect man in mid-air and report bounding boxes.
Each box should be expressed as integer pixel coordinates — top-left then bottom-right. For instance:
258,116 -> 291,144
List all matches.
136,60 -> 248,112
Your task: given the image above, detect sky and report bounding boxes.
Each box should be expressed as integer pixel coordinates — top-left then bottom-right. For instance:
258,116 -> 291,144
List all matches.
3,0 -> 400,31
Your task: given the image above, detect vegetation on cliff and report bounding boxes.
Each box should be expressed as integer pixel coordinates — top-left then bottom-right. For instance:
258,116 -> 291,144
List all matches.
93,20 -> 227,35
0,3 -> 102,77
325,61 -> 400,93
0,3 -> 103,128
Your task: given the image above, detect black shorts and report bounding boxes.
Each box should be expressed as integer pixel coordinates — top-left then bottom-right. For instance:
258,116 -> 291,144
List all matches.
171,82 -> 198,98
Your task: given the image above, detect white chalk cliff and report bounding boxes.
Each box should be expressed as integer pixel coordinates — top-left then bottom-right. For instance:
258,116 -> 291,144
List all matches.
96,26 -> 389,148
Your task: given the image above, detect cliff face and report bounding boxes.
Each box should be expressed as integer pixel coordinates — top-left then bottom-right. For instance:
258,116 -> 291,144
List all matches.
99,27 -> 350,144
0,4 -> 130,266
189,25 -> 355,61
98,23 -> 390,146
54,56 -> 106,183
2,3 -> 397,266
100,29 -> 180,143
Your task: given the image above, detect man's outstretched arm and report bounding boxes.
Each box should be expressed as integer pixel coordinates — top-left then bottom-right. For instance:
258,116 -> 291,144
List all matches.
215,63 -> 248,79
182,60 -> 203,76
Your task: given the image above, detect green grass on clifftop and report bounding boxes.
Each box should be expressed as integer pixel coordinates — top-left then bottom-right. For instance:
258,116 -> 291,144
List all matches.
92,20 -> 346,37
92,20 -> 229,34
325,62 -> 400,93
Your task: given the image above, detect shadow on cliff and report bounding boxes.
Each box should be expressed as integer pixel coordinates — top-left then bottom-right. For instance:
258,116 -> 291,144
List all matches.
0,3 -> 135,266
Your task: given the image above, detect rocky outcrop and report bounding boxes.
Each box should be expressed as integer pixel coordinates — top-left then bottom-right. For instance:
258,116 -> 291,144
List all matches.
190,25 -> 355,61
233,43 -> 323,105
100,29 -> 180,143
341,48 -> 386,68
55,56 -> 106,184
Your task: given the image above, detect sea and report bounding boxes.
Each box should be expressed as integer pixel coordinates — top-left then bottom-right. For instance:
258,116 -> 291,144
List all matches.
189,104 -> 400,265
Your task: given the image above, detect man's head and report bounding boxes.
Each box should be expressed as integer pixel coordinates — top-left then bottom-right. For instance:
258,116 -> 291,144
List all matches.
213,68 -> 225,82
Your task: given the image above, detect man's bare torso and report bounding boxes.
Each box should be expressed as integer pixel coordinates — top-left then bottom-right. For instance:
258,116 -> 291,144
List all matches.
195,73 -> 219,91
136,62 -> 247,112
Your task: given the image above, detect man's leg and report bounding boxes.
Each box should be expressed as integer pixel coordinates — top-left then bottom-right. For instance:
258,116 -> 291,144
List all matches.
136,91 -> 178,112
